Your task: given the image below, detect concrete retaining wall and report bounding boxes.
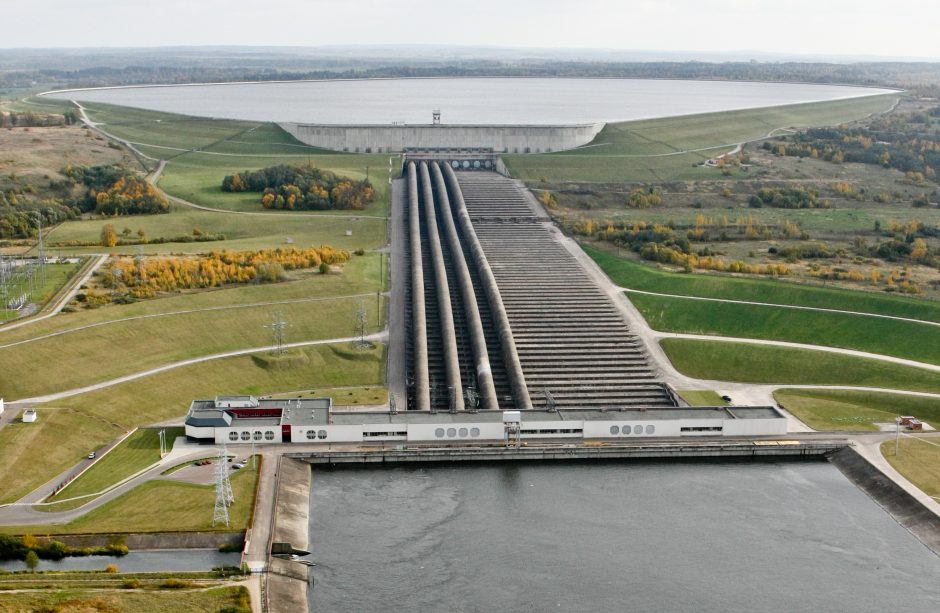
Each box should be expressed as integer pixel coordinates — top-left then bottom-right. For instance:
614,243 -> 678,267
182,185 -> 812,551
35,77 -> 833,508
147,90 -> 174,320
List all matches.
292,440 -> 847,465
828,446 -> 940,555
279,122 -> 603,153
267,557 -> 309,612
270,456 -> 311,556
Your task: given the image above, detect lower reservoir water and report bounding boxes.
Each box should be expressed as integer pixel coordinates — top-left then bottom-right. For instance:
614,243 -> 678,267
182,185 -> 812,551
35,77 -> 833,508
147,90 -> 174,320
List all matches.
308,461 -> 940,612
0,549 -> 240,573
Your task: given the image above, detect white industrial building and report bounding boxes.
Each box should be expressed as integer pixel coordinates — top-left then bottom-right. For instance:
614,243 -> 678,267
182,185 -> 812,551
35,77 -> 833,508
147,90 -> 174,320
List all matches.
185,396 -> 787,445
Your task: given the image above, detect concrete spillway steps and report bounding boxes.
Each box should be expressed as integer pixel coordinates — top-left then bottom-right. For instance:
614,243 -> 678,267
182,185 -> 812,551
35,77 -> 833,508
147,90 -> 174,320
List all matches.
456,171 -> 675,409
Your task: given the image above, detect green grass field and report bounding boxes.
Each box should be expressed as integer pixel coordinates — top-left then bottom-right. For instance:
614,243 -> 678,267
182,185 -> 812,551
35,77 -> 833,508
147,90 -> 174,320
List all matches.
678,390 -> 728,406
0,343 -> 384,503
0,586 -> 250,613
589,245 -> 940,322
0,291 -> 386,399
0,253 -> 386,400
1,460 -> 258,535
632,293 -> 940,366
158,150 -> 392,217
882,437 -> 940,498
48,427 -> 186,505
0,409 -> 123,505
43,203 -> 386,255
505,95 -> 898,183
0,253 -> 383,345
774,389 -> 940,431
661,339 -> 940,392
49,342 -> 386,427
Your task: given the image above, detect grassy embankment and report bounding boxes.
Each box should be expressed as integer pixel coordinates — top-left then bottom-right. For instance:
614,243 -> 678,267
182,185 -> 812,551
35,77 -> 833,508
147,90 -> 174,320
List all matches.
0,585 -> 250,613
43,427 -> 185,510
588,246 -> 940,364
0,342 -> 384,505
774,389 -> 940,431
1,241 -> 385,400
31,101 -> 391,255
661,339 -> 940,393
677,390 -> 729,406
1,459 -> 259,536
504,95 -> 899,184
881,438 -> 940,498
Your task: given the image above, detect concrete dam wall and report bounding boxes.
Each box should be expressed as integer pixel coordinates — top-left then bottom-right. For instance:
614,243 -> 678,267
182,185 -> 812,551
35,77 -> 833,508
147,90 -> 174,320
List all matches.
278,122 -> 604,153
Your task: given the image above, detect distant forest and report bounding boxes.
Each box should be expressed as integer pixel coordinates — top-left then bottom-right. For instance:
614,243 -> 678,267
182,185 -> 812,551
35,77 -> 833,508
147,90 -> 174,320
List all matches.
2,49 -> 940,97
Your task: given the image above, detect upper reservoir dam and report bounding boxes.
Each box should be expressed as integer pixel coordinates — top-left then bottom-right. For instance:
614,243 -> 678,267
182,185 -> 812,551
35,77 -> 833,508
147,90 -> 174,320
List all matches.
45,77 -> 898,153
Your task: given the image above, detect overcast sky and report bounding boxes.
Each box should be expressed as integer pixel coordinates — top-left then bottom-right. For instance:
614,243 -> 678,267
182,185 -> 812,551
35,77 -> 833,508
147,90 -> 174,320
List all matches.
5,0 -> 939,59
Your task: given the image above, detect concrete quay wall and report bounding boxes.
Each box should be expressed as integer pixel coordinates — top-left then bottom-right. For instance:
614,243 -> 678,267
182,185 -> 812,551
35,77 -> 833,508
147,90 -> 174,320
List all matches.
829,446 -> 940,555
279,122 -> 603,153
270,456 -> 311,556
290,439 -> 848,466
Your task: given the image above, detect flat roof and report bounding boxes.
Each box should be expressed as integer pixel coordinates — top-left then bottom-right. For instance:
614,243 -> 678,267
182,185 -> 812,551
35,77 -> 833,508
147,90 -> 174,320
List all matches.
325,406 -> 783,426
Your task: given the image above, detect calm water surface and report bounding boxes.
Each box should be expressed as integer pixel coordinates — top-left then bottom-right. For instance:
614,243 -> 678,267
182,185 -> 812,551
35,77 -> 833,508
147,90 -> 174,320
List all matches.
308,462 -> 940,612
47,78 -> 896,125
0,549 -> 240,573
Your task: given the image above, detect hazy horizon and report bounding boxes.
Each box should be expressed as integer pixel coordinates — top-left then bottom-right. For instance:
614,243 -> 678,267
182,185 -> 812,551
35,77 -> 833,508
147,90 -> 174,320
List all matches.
4,1 -> 940,60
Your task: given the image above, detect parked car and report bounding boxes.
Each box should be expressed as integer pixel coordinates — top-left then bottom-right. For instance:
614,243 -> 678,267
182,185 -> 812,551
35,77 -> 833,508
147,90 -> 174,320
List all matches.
87,452 -> 96,460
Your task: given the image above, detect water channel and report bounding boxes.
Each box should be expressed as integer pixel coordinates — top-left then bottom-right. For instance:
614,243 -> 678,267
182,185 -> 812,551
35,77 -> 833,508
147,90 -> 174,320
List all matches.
0,549 -> 240,573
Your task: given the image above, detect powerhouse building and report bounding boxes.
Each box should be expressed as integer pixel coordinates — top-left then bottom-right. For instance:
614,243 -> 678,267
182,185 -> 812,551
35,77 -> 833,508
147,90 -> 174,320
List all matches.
184,396 -> 788,445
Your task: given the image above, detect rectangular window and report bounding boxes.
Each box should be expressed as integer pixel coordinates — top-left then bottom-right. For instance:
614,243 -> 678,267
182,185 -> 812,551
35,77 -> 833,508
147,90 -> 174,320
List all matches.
680,426 -> 724,432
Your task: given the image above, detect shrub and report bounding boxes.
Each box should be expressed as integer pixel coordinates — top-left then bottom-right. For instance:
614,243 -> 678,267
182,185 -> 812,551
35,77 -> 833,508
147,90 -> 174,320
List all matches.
122,578 -> 141,589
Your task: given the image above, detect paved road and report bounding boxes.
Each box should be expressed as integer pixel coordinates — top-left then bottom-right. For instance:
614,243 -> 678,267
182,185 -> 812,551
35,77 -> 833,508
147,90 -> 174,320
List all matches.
622,287 -> 940,328
0,254 -> 108,333
9,332 -> 388,405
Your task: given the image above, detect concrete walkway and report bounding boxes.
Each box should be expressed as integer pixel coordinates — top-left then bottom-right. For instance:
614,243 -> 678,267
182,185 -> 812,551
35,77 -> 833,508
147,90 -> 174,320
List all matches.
9,332 -> 388,405
851,432 -> 940,517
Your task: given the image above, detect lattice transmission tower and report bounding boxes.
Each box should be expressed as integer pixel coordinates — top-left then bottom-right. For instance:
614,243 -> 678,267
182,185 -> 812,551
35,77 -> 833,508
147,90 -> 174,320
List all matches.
212,443 -> 235,527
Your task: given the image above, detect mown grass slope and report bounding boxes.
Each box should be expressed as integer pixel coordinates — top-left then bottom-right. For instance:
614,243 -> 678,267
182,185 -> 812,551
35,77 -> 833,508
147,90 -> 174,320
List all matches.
661,339 -> 940,392
505,95 -> 898,183
774,389 -> 940,431
589,246 -> 940,322
632,293 -> 940,365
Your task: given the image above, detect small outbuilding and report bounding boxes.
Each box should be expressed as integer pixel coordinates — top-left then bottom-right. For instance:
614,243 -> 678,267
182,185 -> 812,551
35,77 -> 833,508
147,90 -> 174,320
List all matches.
21,409 -> 37,423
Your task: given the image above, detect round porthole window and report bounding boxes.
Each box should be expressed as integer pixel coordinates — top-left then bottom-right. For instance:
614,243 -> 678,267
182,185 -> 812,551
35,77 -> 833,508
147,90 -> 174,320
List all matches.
451,161 -> 459,168
435,428 -> 445,438
609,425 -> 620,435
317,430 -> 327,439
253,431 -> 263,441
447,428 -> 457,437
646,425 -> 655,435
264,431 -> 275,440
470,427 -> 480,437
634,425 -> 643,435
228,432 -> 238,441
459,427 -> 468,437
306,430 -> 316,440
240,431 -> 251,441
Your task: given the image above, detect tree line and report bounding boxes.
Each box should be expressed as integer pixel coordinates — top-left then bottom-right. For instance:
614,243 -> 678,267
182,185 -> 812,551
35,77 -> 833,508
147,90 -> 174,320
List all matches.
94,246 -> 351,300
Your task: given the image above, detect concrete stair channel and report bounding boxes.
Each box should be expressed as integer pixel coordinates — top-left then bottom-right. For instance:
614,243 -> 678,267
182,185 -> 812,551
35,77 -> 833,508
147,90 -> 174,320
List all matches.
403,163 -> 675,411
455,171 -> 676,410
